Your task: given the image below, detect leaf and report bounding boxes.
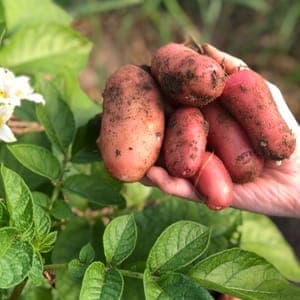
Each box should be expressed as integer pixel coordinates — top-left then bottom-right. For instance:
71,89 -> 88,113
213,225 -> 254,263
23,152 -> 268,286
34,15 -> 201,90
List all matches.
56,267 -> 82,300
157,273 -> 214,300
63,174 -> 125,207
50,200 -> 73,220
68,259 -> 87,279
144,271 -> 214,300
1,0 -> 72,33
1,165 -> 34,239
80,262 -> 124,300
129,197 -> 241,264
35,78 -> 75,153
0,23 -> 92,75
51,217 -> 104,263
38,231 -> 58,253
0,227 -> 34,288
240,212 -> 300,282
122,277 -> 145,300
147,221 -> 211,274
79,243 -> 95,264
32,192 -> 51,209
122,182 -> 152,208
0,202 -> 9,227
8,144 -> 61,180
143,269 -> 162,300
53,68 -> 100,128
33,202 -> 51,239
188,248 -> 300,300
71,116 -> 101,164
103,215 -> 137,265
28,252 -> 44,286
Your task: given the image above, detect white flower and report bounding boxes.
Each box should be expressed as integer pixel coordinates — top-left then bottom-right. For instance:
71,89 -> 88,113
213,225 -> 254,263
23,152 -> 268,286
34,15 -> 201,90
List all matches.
0,67 -> 46,106
0,105 -> 16,143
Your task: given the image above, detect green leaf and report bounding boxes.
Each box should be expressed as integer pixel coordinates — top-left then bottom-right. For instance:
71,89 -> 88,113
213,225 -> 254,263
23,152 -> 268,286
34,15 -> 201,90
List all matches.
122,182 -> 152,208
50,200 -> 73,220
129,197 -> 241,264
0,23 -> 92,75
0,202 -> 9,227
147,221 -> 210,274
157,273 -> 214,300
1,165 -> 34,239
2,0 -> 72,33
80,262 -> 124,300
71,116 -> 101,163
103,215 -> 137,265
32,192 -> 51,210
240,212 -> 300,282
35,78 -> 75,153
143,269 -> 162,300
38,231 -> 57,253
63,174 -> 125,207
33,203 -> 51,239
122,277 -> 145,300
28,252 -> 44,286
144,271 -> 214,300
68,259 -> 87,279
56,267 -> 82,300
188,248 -> 300,300
53,68 -> 100,128
79,243 -> 95,264
0,227 -> 34,288
8,144 -> 61,180
52,217 -> 104,263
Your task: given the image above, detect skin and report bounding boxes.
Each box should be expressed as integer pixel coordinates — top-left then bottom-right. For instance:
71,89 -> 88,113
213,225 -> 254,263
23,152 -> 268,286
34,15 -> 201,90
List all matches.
143,44 -> 300,218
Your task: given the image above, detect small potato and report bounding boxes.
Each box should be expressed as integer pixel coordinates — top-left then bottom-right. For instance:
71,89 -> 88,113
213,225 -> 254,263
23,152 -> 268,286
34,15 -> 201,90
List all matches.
202,102 -> 264,183
191,152 -> 233,210
220,69 -> 296,160
98,64 -> 165,182
151,43 -> 225,106
163,107 -> 207,178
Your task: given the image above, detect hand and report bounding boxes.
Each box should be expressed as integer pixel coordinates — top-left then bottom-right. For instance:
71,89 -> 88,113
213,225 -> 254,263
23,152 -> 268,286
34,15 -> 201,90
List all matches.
143,44 -> 300,217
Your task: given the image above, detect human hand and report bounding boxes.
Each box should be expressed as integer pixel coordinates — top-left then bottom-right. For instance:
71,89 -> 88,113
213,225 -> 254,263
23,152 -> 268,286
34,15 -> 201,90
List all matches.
143,44 -> 300,217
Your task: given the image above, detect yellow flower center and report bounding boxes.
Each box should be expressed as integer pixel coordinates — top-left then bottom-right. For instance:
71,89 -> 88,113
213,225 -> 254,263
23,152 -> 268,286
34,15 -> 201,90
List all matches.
0,115 -> 3,127
0,90 -> 7,98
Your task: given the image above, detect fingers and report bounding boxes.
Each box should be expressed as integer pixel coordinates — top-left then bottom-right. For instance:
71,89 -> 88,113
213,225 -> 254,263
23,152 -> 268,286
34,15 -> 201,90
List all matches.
202,43 -> 248,74
146,166 -> 202,201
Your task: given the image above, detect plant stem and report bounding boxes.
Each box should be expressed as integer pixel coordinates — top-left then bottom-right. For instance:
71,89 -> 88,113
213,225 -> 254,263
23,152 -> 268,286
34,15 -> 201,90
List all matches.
118,269 -> 144,280
9,278 -> 28,300
44,263 -> 67,272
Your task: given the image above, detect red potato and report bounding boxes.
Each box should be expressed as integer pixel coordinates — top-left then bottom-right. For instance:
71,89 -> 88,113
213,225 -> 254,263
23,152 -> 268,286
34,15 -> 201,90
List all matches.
220,69 -> 296,160
98,64 -> 165,182
191,152 -> 233,210
151,43 -> 225,107
202,102 -> 264,183
163,107 -> 208,178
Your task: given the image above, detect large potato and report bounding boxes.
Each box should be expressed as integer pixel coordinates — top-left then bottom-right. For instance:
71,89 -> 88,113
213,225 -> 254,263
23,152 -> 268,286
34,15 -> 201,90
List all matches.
151,43 -> 225,106
98,64 -> 165,182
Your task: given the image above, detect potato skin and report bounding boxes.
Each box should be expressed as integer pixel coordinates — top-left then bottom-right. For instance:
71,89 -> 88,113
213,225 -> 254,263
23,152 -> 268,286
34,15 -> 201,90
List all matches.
202,102 -> 264,183
191,152 -> 233,210
220,69 -> 296,160
163,107 -> 207,178
151,43 -> 225,107
98,64 -> 165,182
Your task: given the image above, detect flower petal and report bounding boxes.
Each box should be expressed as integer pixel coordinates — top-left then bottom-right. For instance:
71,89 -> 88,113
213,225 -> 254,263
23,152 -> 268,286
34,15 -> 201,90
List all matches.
0,105 -> 15,123
24,93 -> 46,104
0,124 -> 16,143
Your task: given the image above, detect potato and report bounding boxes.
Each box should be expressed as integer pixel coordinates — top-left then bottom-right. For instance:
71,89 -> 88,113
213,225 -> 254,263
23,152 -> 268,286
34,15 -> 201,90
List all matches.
98,64 -> 165,182
191,152 -> 233,210
220,69 -> 296,160
163,107 -> 207,178
151,43 -> 225,106
202,102 -> 264,183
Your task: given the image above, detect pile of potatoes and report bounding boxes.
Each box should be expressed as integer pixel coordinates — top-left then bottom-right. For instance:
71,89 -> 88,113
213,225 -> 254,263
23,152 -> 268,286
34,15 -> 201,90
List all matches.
98,43 -> 296,210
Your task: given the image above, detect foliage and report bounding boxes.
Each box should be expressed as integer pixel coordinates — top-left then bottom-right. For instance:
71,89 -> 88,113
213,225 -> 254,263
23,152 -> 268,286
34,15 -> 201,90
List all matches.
0,0 -> 299,299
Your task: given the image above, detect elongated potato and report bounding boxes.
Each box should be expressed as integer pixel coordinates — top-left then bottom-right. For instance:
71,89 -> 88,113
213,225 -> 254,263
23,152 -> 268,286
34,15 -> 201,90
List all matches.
98,64 -> 165,182
202,102 -> 264,183
191,152 -> 233,210
151,43 -> 225,106
220,69 -> 296,160
163,107 -> 207,178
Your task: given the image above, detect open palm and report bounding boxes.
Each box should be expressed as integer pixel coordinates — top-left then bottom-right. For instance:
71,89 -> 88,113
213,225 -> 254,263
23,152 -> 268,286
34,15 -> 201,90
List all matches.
144,44 -> 300,217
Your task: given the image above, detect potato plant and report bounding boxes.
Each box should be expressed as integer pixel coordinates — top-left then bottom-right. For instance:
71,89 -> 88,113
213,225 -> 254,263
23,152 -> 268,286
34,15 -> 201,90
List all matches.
0,1 -> 299,300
